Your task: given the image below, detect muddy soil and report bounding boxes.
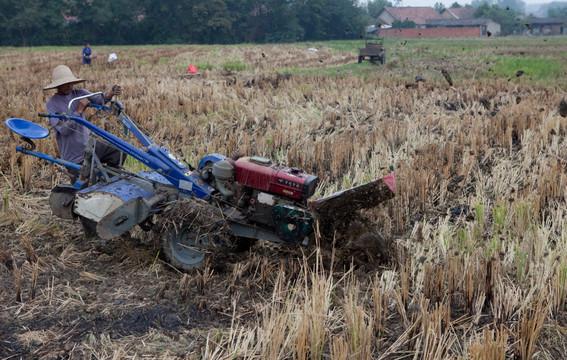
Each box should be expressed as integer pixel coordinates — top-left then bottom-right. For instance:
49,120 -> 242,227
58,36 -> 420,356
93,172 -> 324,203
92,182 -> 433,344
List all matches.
0,176 -> 387,359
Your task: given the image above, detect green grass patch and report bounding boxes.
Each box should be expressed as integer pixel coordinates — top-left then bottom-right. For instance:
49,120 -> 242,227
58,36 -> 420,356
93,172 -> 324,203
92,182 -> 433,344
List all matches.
283,61 -> 386,78
220,60 -> 247,71
135,59 -> 151,66
490,55 -> 564,82
196,62 -> 214,71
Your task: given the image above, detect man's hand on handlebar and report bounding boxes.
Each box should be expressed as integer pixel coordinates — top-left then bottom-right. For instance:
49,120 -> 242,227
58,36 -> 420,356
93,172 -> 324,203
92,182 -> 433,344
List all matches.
105,85 -> 122,101
77,98 -> 91,115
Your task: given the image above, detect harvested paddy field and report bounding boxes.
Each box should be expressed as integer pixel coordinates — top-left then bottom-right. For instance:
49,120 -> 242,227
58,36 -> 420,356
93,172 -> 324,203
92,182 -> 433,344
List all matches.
1,37 -> 567,359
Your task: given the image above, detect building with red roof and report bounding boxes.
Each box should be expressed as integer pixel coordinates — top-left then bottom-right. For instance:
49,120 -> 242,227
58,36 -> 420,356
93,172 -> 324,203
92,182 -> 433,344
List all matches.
374,7 -> 444,28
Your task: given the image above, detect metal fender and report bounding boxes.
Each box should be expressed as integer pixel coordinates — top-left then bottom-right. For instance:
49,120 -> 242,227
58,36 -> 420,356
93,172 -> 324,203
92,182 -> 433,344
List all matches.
197,153 -> 227,170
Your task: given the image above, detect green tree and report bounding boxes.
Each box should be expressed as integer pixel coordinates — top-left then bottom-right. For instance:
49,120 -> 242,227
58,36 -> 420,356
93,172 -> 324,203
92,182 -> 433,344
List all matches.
64,0 -> 145,45
391,19 -> 416,28
474,2 -> 523,35
547,4 -> 567,17
136,0 -> 195,44
367,0 -> 392,17
0,0 -> 65,46
0,0 -> 381,46
496,0 -> 525,13
190,0 -> 234,43
260,0 -> 301,43
471,0 -> 491,7
296,0 -> 325,40
314,0 -> 367,40
434,2 -> 446,12
450,2 -> 463,7
104,0 -> 146,45
224,0 -> 257,43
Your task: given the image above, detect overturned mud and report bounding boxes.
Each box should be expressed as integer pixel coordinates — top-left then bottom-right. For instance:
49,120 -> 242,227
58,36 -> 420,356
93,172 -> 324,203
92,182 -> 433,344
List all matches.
0,210 -> 387,358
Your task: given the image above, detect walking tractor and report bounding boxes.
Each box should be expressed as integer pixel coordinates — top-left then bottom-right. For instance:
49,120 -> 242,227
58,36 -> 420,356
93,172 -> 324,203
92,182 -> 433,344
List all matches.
5,95 -> 396,271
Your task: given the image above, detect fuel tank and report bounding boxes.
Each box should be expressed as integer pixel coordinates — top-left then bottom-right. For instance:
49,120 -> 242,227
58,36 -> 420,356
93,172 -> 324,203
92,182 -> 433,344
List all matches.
234,156 -> 318,201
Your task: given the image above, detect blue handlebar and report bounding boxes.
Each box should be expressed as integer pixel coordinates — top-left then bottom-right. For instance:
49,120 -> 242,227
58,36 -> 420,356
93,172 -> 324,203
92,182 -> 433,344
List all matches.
13,102 -> 213,200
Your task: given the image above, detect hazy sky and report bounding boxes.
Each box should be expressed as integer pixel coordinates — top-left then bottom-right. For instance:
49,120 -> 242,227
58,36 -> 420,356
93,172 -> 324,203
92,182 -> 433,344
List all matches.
371,0 -> 549,8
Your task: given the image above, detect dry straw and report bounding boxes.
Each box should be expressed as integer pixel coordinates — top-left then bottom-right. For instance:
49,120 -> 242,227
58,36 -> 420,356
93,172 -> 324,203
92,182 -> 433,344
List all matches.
2,42 -> 567,358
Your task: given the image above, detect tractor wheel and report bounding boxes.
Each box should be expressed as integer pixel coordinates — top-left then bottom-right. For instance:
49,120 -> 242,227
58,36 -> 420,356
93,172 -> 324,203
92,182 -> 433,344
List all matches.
162,223 -> 211,271
157,197 -> 232,272
358,55 -> 363,63
49,185 -> 77,220
380,53 -> 386,65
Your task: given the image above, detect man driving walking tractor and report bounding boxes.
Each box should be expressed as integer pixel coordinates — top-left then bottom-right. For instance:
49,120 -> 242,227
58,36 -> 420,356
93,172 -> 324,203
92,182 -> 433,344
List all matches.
44,65 -> 124,179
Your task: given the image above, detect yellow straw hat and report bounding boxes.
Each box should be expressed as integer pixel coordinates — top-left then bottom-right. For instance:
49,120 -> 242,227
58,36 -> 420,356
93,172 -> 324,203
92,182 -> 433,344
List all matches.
43,65 -> 85,90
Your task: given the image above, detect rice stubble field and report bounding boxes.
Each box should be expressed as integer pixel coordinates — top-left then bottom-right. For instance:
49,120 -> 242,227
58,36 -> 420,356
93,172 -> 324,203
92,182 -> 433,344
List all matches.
1,37 -> 567,358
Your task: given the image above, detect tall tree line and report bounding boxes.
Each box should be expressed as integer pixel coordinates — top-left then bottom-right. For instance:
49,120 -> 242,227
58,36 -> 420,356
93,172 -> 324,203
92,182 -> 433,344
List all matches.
0,0 -> 373,46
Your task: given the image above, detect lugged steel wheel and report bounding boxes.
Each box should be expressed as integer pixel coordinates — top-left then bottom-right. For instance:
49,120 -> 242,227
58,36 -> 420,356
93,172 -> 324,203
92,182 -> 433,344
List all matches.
49,185 -> 77,220
156,197 -> 232,272
162,223 -> 211,271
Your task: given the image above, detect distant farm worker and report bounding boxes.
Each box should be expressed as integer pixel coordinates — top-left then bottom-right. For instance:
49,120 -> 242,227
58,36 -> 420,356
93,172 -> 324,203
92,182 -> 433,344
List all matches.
44,65 -> 124,173
82,44 -> 92,65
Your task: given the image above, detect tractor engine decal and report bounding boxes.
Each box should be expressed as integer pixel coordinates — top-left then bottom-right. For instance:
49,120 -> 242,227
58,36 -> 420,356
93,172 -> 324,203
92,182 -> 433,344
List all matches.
234,157 -> 318,201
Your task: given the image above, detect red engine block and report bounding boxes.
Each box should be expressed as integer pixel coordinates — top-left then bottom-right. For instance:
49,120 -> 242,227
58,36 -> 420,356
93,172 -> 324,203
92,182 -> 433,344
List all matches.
234,157 -> 318,201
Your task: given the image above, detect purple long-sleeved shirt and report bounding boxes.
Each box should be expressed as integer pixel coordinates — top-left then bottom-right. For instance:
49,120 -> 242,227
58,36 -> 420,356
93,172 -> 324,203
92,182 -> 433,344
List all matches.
46,89 -> 107,164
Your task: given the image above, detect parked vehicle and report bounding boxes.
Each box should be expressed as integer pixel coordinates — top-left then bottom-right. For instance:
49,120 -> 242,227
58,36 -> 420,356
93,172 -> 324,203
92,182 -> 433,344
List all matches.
358,39 -> 386,64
